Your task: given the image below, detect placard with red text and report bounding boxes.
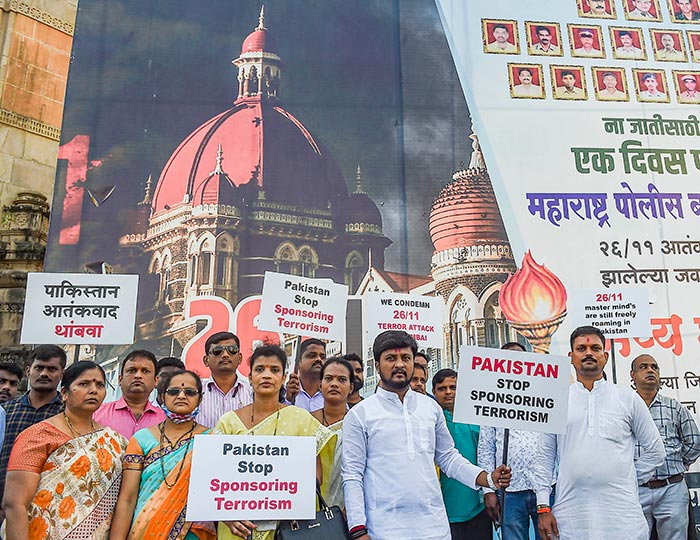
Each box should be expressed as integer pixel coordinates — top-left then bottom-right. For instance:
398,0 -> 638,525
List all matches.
186,435 -> 316,521
453,345 -> 570,433
363,292 -> 444,349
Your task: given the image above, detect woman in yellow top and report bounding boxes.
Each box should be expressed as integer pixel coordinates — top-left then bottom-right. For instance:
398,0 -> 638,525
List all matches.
215,344 -> 336,540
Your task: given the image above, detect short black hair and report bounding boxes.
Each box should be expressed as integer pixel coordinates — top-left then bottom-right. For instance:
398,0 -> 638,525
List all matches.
536,26 -> 551,35
204,332 -> 240,354
561,70 -> 575,78
157,369 -> 203,397
414,351 -> 430,364
413,363 -> 427,376
372,331 -> 418,363
29,345 -> 67,369
569,326 -> 606,350
493,24 -> 509,32
619,30 -> 632,38
120,349 -> 157,375
432,368 -> 458,390
299,338 -> 325,357
342,353 -> 363,368
250,344 -> 288,372
157,356 -> 185,374
62,361 -> 105,390
320,356 -> 355,383
0,362 -> 23,380
502,342 -> 526,352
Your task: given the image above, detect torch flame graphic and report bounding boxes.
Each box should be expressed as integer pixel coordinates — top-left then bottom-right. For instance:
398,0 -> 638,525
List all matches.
500,251 -> 567,353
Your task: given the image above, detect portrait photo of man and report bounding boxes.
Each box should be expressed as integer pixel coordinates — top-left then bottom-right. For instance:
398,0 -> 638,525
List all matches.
593,68 -> 630,101
483,19 -> 520,54
625,0 -> 662,20
633,70 -> 670,102
669,0 -> 700,22
675,71 -> 700,102
552,66 -> 588,100
611,28 -> 647,60
651,30 -> 688,61
509,63 -> 545,99
526,22 -> 563,56
578,0 -> 617,18
689,30 -> 700,60
570,25 -> 605,57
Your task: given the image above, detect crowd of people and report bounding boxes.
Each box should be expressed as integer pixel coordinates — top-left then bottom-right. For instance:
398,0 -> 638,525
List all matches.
0,325 -> 697,540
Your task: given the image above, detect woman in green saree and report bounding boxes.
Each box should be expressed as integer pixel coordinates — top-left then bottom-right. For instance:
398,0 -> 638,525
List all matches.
215,344 -> 336,540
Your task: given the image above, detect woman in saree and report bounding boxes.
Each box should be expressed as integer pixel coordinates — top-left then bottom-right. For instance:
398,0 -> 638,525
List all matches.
310,357 -> 354,511
3,361 -> 127,540
109,369 -> 214,540
215,344 -> 336,540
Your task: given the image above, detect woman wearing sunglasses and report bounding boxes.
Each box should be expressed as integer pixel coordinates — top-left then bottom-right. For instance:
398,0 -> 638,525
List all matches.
215,344 -> 336,540
110,370 -> 215,540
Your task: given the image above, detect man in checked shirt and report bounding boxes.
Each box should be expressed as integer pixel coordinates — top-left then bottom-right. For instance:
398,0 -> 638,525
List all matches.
632,354 -> 700,540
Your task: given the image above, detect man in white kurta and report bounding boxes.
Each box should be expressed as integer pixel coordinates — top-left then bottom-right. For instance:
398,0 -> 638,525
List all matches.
342,330 -> 511,540
535,326 -> 665,540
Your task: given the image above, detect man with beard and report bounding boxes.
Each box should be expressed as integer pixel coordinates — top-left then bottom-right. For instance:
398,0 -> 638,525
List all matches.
197,332 -> 252,426
93,349 -> 165,438
344,353 -> 365,408
0,345 -> 65,520
342,330 -> 511,540
0,362 -> 22,404
631,354 -> 700,540
285,338 -> 327,411
535,326 -> 665,540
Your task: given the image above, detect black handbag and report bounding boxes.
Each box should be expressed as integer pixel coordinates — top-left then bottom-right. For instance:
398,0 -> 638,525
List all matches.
275,485 -> 350,540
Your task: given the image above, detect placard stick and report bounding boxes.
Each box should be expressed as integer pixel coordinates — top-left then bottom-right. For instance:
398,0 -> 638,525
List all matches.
290,335 -> 302,405
610,337 -> 617,384
498,427 -> 510,528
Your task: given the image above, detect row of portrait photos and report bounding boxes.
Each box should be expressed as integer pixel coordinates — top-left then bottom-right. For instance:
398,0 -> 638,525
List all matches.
508,64 -> 700,102
576,0 -> 699,23
484,20 -> 700,63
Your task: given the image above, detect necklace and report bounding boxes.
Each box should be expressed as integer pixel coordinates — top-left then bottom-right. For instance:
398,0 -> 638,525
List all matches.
159,420 -> 196,489
63,411 -> 96,437
321,408 -> 345,427
250,402 -> 281,435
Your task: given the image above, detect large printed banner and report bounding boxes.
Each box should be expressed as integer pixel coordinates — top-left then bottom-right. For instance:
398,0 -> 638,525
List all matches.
437,0 -> 700,409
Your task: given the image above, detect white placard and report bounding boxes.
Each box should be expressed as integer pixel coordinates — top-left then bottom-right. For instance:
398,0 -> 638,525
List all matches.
453,346 -> 570,434
257,272 -> 348,341
363,292 -> 444,349
567,288 -> 651,339
186,435 -> 316,521
20,273 -> 139,345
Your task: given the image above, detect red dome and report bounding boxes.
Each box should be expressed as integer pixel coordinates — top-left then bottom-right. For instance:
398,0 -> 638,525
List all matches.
241,28 -> 277,54
429,167 -> 509,252
152,101 -> 348,215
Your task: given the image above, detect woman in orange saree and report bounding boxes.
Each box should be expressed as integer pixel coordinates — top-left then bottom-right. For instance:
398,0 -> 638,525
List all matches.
3,361 -> 127,540
109,369 -> 215,540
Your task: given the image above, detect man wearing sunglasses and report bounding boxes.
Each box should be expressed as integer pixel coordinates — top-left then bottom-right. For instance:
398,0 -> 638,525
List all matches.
94,349 -> 165,438
198,331 -> 253,427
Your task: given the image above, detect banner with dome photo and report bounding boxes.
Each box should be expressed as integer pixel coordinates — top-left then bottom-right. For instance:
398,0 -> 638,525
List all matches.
46,1 -> 525,385
436,0 -> 700,406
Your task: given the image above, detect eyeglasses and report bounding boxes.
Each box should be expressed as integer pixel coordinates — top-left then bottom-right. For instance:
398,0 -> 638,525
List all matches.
209,345 -> 240,356
164,388 -> 200,397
